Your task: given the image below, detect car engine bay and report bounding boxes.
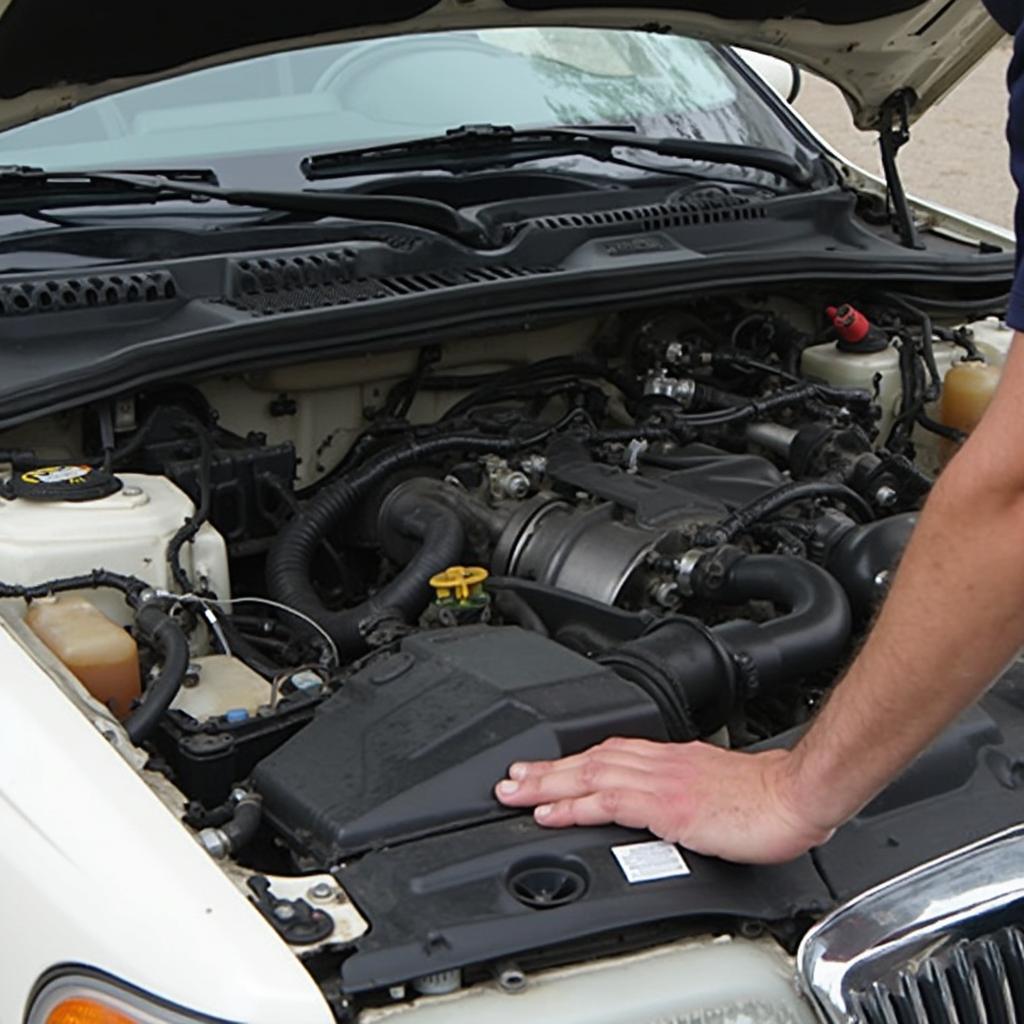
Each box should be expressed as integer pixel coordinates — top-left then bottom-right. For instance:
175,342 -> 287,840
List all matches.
1,286 -> 1019,1015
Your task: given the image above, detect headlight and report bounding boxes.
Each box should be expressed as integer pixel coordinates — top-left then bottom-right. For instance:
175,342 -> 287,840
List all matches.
27,973 -> 230,1024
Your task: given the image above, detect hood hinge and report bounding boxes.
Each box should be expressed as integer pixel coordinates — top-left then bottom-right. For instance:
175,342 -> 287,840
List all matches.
878,89 -> 923,250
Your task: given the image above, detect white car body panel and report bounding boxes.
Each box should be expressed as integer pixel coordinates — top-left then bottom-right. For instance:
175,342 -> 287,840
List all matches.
0,613 -> 333,1023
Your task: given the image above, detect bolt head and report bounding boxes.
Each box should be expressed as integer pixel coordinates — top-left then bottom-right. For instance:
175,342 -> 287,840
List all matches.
197,828 -> 229,859
273,903 -> 297,922
874,485 -> 898,508
307,882 -> 334,901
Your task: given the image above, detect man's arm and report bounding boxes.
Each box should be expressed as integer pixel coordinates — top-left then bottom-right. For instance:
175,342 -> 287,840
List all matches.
495,334 -> 1024,864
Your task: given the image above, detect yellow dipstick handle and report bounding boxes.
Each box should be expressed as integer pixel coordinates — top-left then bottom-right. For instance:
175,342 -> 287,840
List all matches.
429,566 -> 489,602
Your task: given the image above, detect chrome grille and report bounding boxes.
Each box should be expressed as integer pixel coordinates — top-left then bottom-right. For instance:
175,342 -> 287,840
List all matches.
853,927 -> 1024,1024
799,827 -> 1024,1024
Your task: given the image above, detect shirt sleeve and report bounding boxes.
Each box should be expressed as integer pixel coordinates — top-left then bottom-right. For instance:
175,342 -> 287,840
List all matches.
1006,26 -> 1024,330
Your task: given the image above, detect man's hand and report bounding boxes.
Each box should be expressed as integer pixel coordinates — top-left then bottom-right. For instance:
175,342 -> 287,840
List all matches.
493,737 -> 834,864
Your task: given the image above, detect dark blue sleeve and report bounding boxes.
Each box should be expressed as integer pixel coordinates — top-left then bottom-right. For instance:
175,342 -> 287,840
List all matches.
1008,29 -> 1024,330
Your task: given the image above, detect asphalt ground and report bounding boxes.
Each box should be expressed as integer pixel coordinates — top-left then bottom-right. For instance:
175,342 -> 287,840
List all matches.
794,40 -> 1015,231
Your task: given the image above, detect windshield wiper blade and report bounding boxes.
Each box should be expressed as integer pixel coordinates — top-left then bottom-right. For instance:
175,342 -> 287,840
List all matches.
302,123 -> 814,188
0,167 -> 490,247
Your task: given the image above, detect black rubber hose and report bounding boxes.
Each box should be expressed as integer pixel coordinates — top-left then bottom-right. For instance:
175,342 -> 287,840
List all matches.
267,424 -> 578,654
124,603 -> 191,746
700,554 -> 852,687
492,589 -> 551,637
267,476 -> 466,657
824,513 -> 917,617
697,480 -> 874,547
220,794 -> 263,853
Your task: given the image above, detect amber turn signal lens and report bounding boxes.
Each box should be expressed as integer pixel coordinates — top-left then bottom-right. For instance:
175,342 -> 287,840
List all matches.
46,997 -> 139,1024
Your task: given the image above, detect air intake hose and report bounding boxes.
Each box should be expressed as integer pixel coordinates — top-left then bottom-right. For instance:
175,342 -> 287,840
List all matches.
267,432 -> 536,657
592,551 -> 850,739
501,549 -> 853,740
700,551 -> 853,686
823,513 -> 916,617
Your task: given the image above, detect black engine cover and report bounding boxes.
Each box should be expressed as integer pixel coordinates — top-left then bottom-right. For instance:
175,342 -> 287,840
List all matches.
253,625 -> 667,863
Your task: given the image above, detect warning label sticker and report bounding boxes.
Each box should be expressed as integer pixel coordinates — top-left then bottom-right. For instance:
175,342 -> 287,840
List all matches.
21,465 -> 91,485
611,841 -> 691,884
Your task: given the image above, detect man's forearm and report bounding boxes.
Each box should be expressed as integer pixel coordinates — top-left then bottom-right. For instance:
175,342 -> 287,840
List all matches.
785,333 -> 1024,832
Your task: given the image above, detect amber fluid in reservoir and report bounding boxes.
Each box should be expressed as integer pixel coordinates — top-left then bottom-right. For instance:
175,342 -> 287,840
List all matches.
940,361 -> 1002,442
25,595 -> 141,718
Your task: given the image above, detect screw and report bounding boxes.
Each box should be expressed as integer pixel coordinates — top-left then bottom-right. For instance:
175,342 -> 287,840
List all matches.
273,903 -> 297,922
874,485 -> 898,508
121,485 -> 143,497
307,882 -> 334,902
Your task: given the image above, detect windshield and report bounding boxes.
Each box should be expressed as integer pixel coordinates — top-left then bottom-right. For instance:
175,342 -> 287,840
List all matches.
0,28 -> 807,185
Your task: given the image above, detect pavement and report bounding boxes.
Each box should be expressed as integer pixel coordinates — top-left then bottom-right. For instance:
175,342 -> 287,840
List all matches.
794,40 -> 1015,231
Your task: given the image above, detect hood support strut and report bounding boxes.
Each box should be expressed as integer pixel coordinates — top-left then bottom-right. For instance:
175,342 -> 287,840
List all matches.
879,89 -> 923,250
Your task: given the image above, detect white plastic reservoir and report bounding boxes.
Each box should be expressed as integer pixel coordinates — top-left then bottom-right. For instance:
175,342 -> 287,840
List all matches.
0,473 -> 230,624
801,317 -> 1016,474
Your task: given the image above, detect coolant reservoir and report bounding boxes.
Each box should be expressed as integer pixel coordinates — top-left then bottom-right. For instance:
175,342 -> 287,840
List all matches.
25,594 -> 141,718
940,361 -> 1002,436
0,472 -> 229,624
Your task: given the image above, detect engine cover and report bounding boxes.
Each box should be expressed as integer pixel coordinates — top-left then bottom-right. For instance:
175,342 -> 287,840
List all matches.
253,625 -> 668,864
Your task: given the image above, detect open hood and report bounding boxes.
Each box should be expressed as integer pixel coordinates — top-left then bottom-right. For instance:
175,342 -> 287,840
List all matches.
0,0 -> 1005,136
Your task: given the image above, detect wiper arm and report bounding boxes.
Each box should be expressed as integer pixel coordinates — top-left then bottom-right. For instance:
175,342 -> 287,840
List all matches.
302,123 -> 814,188
0,166 -> 490,247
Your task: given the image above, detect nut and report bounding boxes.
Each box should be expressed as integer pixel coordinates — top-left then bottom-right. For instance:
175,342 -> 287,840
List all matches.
197,827 -> 230,860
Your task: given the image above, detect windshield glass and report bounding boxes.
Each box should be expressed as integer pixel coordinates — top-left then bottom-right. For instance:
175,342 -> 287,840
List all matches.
0,28 -> 805,182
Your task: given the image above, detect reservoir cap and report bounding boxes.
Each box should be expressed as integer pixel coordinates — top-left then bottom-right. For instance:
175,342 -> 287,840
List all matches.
10,464 -> 122,502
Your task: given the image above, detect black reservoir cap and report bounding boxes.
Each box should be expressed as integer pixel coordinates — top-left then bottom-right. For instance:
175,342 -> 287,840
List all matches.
9,464 -> 122,502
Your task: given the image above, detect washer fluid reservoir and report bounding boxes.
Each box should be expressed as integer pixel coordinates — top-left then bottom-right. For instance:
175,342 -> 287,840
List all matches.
0,472 -> 229,625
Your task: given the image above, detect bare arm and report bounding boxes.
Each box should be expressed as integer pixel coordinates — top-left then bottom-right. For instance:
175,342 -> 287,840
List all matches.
495,334 -> 1024,863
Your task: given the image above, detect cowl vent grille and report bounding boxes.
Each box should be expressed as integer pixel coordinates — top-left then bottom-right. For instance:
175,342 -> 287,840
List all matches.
226,259 -> 560,315
0,270 -> 177,317
523,192 -> 768,234
228,250 -> 357,297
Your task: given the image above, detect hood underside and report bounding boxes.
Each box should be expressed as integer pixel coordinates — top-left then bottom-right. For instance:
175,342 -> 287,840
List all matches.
0,0 -> 1004,136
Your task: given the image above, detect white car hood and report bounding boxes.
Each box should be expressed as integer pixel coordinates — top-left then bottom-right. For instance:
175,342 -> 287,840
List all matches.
0,0 -> 1005,134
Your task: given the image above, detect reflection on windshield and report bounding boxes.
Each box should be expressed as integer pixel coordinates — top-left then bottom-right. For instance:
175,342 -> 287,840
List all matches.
0,27 -> 804,183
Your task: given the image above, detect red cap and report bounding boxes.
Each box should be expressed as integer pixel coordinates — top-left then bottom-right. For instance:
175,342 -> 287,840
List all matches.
826,304 -> 871,345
